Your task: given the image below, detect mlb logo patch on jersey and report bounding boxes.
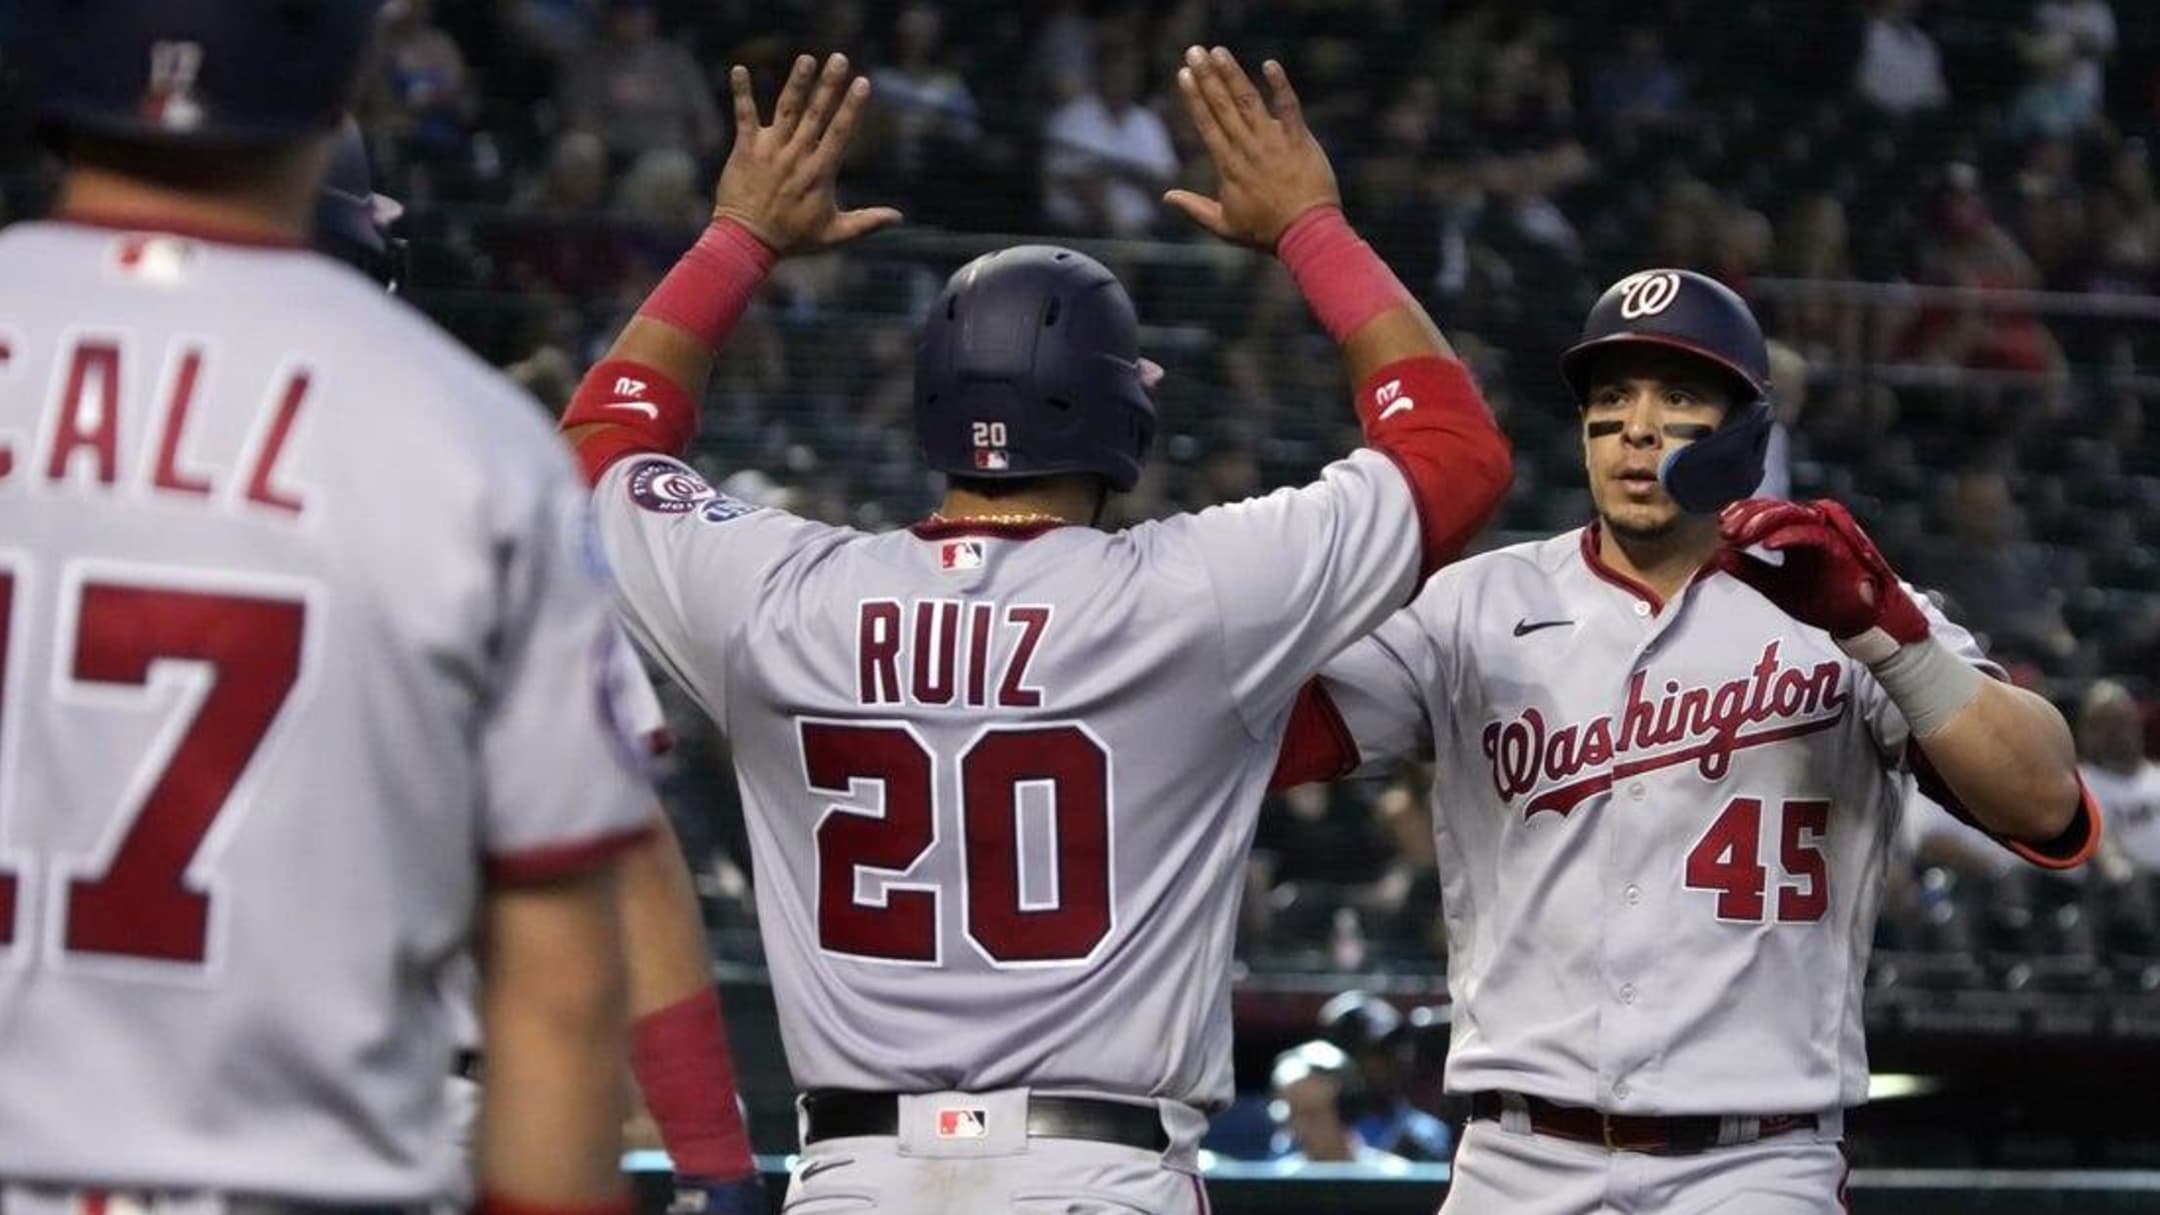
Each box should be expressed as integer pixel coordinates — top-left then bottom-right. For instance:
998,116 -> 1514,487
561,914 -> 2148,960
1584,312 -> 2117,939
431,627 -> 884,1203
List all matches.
113,235 -> 198,285
936,1107 -> 989,1139
626,458 -> 717,514
940,540 -> 984,571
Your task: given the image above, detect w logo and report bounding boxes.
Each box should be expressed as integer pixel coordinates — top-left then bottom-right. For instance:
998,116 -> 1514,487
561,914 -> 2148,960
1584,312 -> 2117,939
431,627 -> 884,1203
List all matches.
1617,270 -> 1683,320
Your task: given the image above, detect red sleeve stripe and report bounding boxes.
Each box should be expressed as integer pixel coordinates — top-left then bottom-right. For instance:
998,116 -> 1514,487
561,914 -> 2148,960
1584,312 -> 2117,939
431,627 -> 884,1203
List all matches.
1270,680 -> 1361,791
1354,356 -> 1513,581
485,824 -> 654,884
1908,745 -> 2100,871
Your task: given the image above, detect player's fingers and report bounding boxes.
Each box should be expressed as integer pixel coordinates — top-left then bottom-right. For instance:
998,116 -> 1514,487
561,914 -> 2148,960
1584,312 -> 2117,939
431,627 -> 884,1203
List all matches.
728,65 -> 761,136
1163,189 -> 1231,239
1188,46 -> 1255,148
828,206 -> 904,244
1263,59 -> 1309,136
1752,521 -> 1837,555
770,53 -> 818,140
1718,549 -> 1805,601
792,53 -> 853,152
1719,499 -> 1806,547
809,76 -> 872,177
1175,61 -> 1238,173
1210,47 -> 1273,137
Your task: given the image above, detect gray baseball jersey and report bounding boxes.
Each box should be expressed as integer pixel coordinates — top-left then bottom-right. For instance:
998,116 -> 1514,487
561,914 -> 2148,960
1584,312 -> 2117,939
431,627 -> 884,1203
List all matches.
1317,523 -> 2059,1117
0,221 -> 654,1200
591,449 -> 1419,1109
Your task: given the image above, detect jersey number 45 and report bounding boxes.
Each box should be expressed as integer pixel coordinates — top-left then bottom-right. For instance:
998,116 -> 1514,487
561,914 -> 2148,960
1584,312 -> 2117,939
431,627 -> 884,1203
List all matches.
800,718 -> 1112,968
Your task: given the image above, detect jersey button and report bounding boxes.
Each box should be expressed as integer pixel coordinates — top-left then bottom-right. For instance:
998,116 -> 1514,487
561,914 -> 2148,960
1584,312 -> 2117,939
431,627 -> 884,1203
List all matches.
1632,601 -> 1651,618
1613,1081 -> 1632,1100
1619,983 -> 1637,1004
1624,884 -> 1643,906
1627,781 -> 1646,800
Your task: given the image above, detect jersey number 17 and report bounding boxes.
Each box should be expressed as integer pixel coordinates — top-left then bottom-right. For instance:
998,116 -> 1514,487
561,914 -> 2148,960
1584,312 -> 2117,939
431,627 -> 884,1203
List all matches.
0,563 -> 308,968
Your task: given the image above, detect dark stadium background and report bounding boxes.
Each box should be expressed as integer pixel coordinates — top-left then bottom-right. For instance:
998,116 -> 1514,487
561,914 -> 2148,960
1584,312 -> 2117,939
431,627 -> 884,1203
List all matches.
9,0 -> 2160,1209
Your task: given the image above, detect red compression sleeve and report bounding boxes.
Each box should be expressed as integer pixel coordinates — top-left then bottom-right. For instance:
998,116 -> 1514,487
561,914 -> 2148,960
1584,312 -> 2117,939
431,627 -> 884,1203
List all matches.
1354,356 -> 1513,580
631,987 -> 754,1180
1276,205 -> 1411,343
1270,681 -> 1360,791
642,218 -> 777,347
561,359 -> 700,483
558,218 -> 775,485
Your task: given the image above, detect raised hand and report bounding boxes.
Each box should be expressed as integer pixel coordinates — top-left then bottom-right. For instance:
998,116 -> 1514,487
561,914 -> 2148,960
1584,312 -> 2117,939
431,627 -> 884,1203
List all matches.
1715,498 -> 1932,656
1164,47 -> 1341,250
715,53 -> 902,255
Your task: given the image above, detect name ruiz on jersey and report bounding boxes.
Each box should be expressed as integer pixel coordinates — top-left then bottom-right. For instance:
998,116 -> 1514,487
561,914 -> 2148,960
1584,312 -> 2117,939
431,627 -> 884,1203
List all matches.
9,335 -> 311,516
857,598 -> 1052,709
1482,640 -> 1850,818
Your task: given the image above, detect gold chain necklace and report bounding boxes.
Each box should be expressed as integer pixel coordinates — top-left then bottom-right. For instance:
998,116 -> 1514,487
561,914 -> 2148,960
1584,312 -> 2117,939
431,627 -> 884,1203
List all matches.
927,510 -> 1071,526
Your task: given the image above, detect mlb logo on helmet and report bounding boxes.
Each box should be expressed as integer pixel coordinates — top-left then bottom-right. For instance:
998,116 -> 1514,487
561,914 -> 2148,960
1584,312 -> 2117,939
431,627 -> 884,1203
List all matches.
936,1107 -> 989,1139
940,541 -> 984,571
141,41 -> 206,132
973,449 -> 1010,471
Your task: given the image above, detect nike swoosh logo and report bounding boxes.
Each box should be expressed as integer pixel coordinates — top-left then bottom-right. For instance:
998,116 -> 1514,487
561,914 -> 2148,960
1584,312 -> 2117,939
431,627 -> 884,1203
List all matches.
1379,397 -> 1416,420
604,399 -> 659,419
1513,618 -> 1574,636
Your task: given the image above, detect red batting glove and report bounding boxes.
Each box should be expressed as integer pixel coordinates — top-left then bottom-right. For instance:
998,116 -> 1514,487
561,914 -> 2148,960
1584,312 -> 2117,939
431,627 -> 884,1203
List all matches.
1714,498 -> 1932,660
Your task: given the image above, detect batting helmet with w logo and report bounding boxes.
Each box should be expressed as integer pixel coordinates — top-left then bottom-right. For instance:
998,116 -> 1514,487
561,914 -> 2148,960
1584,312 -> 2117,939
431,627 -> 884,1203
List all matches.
1559,268 -> 1772,514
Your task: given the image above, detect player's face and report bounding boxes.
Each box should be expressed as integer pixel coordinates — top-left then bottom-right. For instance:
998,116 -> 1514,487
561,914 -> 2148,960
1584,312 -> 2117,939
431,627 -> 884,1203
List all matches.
1279,1076 -> 1356,1162
1580,347 -> 1732,542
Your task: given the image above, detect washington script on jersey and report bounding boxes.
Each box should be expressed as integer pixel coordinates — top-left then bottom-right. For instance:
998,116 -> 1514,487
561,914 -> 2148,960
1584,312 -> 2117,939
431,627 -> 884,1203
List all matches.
1482,640 -> 1851,818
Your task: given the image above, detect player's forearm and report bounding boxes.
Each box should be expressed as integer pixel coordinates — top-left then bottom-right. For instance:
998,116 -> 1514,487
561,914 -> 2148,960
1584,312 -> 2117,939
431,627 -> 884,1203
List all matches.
558,220 -> 775,484
1275,206 -> 1510,576
1275,205 -> 1455,383
477,869 -> 633,1211
1908,674 -> 2083,844
620,812 -> 717,1014
619,813 -> 756,1180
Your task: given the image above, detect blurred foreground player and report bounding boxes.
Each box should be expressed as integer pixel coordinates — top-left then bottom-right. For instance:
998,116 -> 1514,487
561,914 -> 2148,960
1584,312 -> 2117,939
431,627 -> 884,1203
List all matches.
1277,269 -> 2099,1214
0,4 -> 652,1212
309,120 -> 764,1213
560,48 -> 1510,1214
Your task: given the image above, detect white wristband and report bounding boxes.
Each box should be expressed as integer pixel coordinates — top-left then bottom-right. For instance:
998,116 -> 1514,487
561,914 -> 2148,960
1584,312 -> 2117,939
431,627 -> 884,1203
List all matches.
1857,634 -> 1985,739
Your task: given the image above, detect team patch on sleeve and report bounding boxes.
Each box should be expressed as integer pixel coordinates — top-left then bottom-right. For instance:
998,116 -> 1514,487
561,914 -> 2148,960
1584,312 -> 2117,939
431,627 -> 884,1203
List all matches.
625,458 -> 718,514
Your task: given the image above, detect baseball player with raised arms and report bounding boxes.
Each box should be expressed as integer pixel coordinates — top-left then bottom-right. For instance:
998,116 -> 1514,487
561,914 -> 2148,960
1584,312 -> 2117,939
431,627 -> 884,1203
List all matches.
558,47 -> 1512,1213
1272,268 -> 2100,1213
310,121 -> 765,1213
0,2 -> 653,1213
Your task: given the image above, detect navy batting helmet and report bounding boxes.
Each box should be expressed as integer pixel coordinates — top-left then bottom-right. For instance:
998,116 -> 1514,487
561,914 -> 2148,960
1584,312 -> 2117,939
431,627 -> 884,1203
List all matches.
23,0 -> 383,147
1318,990 -> 1407,1054
314,119 -> 408,291
915,246 -> 1158,493
1559,269 -> 1772,514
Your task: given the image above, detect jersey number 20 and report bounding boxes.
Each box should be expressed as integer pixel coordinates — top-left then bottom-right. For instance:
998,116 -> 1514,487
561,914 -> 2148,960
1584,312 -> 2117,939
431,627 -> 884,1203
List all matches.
0,569 -> 307,966
801,719 -> 1112,966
